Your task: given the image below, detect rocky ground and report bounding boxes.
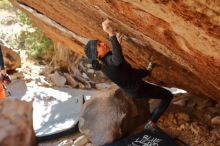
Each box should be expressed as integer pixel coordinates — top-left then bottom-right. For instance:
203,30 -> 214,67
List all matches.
158,96 -> 220,146
37,93 -> 220,146
1,4 -> 220,146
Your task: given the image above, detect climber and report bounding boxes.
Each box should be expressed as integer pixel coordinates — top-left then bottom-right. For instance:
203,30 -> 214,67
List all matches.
0,45 -> 11,99
84,19 -> 173,131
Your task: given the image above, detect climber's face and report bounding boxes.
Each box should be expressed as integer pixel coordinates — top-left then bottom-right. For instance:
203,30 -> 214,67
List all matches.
97,41 -> 111,58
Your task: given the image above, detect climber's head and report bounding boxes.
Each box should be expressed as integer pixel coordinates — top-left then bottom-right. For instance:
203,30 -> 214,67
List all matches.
96,41 -> 111,58
85,40 -> 111,60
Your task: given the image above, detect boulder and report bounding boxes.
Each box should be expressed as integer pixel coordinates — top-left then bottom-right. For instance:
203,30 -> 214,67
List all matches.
48,71 -> 66,87
0,99 -> 35,146
11,0 -> 220,101
1,45 -> 21,71
79,87 -> 149,146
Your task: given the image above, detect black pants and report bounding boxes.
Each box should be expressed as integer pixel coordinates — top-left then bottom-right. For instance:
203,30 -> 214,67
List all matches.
126,80 -> 173,122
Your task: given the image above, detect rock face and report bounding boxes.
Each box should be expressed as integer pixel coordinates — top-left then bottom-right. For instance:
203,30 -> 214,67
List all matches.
1,45 -> 21,71
0,99 -> 36,146
79,88 -> 149,146
11,0 -> 220,101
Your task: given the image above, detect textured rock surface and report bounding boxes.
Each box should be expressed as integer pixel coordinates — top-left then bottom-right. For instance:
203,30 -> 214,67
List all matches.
0,99 -> 35,146
158,111 -> 220,146
11,0 -> 220,101
79,88 -> 149,145
1,45 -> 21,71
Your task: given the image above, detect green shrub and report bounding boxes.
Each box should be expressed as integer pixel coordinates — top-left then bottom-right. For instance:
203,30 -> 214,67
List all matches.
16,12 -> 54,60
18,11 -> 33,26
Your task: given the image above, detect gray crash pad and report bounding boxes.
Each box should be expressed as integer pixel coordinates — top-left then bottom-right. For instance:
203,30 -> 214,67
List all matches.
6,80 -> 98,140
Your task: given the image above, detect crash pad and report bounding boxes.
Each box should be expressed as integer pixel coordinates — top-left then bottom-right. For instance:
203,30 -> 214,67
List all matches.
35,94 -> 83,141
6,80 -> 93,141
105,128 -> 178,146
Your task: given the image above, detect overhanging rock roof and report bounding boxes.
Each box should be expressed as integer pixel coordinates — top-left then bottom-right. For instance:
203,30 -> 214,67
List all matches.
11,0 -> 220,101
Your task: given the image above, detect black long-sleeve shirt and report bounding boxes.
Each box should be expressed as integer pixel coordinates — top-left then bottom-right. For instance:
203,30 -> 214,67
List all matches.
94,35 -> 150,94
92,36 -> 173,123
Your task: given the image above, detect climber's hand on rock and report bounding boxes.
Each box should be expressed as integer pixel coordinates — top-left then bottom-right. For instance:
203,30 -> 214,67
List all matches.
147,56 -> 157,72
102,19 -> 114,36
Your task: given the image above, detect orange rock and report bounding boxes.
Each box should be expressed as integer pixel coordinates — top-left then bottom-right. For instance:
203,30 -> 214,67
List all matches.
10,0 -> 220,101
0,99 -> 35,146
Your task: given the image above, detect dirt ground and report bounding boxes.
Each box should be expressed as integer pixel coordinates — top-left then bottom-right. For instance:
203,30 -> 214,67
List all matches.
156,95 -> 220,146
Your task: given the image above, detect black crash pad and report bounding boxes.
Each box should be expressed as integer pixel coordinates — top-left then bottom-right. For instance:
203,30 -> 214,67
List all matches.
104,129 -> 178,146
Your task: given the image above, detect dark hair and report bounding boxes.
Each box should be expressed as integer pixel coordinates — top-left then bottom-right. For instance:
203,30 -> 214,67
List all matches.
84,40 -> 98,60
